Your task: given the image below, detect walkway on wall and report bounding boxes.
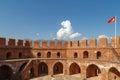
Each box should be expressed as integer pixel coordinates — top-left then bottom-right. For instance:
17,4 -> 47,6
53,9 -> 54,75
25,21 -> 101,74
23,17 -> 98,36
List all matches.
1,57 -> 120,64
30,75 -> 84,80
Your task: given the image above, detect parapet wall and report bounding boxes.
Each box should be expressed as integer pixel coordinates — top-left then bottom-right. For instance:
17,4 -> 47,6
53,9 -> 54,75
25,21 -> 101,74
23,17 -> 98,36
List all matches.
0,37 -> 32,47
0,36 -> 120,48
65,36 -> 120,48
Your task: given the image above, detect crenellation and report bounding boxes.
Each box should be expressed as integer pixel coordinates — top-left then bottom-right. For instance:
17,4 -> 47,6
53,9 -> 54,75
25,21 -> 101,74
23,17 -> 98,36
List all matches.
49,40 -> 55,48
99,38 -> 108,47
80,39 -> 87,47
89,39 -> 97,47
110,37 -> 120,48
67,41 -> 72,47
17,40 -> 23,47
73,40 -> 79,47
57,41 -> 62,48
34,40 -> 40,48
64,41 -> 68,47
117,37 -> 120,47
0,37 -> 6,47
24,40 -> 32,47
42,40 -> 48,48
0,36 -> 120,48
8,38 -> 16,47
0,36 -> 120,80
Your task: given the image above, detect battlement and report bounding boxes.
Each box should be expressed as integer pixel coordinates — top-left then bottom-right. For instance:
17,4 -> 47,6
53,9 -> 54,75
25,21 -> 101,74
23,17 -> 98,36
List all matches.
0,38 -> 32,47
67,36 -> 120,48
0,36 -> 120,48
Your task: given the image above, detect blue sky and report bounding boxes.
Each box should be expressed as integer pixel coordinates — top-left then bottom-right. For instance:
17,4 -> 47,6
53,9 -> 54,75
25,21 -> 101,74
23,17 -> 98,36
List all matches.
0,0 -> 120,40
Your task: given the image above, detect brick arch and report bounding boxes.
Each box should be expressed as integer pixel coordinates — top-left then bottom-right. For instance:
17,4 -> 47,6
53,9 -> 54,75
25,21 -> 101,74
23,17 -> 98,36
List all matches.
37,52 -> 41,58
57,52 -> 61,58
0,63 -> 14,70
53,62 -> 63,75
108,67 -> 120,80
38,62 -> 48,76
86,64 -> 101,78
74,52 -> 78,58
0,65 -> 13,80
96,51 -> 101,59
18,62 -> 27,73
47,52 -> 51,58
83,51 -> 89,58
69,62 -> 81,75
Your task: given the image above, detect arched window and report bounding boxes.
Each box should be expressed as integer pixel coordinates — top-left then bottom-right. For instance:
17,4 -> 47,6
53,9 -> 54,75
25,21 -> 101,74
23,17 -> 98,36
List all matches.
47,52 -> 51,58
74,52 -> 78,58
6,52 -> 12,59
57,52 -> 60,58
19,63 -> 27,73
83,51 -> 89,58
19,52 -> 22,58
97,51 -> 101,59
37,52 -> 41,58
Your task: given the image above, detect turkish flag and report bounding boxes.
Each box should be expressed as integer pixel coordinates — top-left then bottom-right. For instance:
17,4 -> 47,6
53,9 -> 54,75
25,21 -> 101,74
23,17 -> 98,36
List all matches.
108,17 -> 116,23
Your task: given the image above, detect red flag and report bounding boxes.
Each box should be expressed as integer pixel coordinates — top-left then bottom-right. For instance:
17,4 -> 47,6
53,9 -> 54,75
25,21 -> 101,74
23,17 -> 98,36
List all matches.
108,17 -> 116,23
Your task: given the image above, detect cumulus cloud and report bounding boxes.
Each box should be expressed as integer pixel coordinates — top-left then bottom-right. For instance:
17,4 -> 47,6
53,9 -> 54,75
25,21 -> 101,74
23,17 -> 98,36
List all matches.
56,20 -> 81,40
98,35 -> 108,39
69,32 -> 81,39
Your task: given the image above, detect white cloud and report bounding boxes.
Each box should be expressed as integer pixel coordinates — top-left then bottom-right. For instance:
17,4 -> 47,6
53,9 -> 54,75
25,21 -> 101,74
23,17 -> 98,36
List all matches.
36,33 -> 40,36
69,32 -> 81,39
81,37 -> 88,40
56,20 -> 81,40
98,35 -> 108,39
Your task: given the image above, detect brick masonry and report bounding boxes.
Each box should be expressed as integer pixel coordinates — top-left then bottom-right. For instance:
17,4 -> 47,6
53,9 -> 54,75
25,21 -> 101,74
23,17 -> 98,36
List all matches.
0,37 -> 120,80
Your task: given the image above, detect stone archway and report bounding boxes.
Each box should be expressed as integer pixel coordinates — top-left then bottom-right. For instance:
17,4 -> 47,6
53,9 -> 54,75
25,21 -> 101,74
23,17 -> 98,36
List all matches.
86,64 -> 101,78
69,63 -> 81,75
108,67 -> 120,80
53,62 -> 63,75
38,62 -> 48,76
0,65 -> 13,80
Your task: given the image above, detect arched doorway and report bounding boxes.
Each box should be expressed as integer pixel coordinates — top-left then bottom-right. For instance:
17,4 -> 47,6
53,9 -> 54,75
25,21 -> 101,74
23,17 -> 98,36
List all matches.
38,62 -> 48,76
69,63 -> 81,75
86,64 -> 101,78
19,62 -> 27,73
0,65 -> 13,80
108,67 -> 120,80
53,62 -> 63,75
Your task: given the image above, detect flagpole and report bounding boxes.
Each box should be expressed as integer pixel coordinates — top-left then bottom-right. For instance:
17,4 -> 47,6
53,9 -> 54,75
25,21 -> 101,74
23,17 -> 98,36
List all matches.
115,16 -> 117,48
